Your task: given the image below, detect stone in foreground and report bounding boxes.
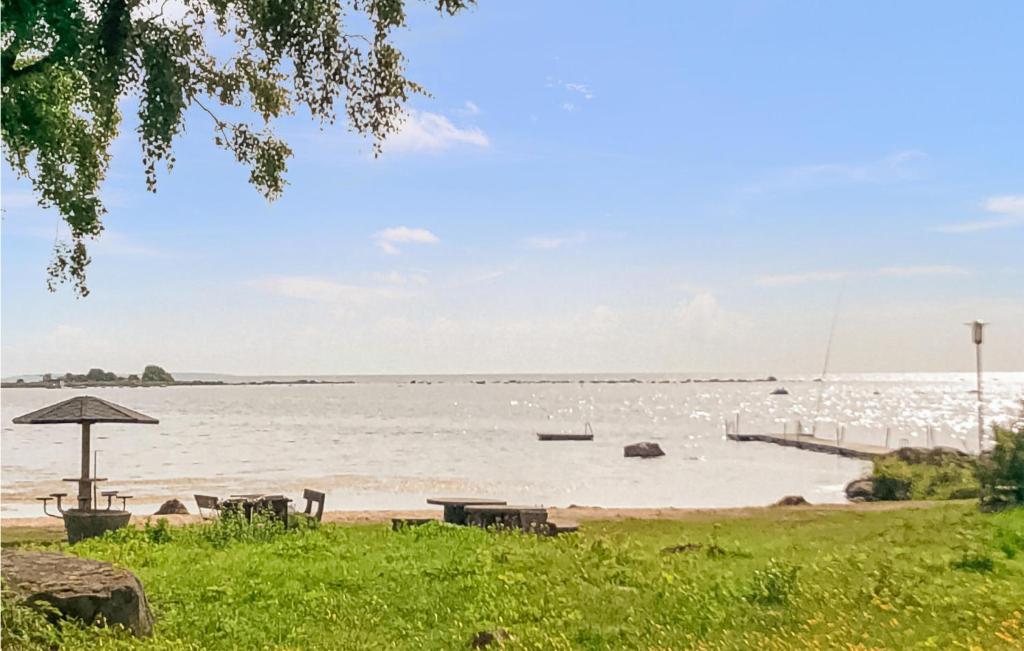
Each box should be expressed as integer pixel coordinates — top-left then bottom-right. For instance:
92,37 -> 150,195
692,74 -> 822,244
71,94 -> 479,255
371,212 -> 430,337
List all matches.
845,478 -> 876,502
774,495 -> 810,506
154,498 -> 189,515
624,441 -> 665,458
1,549 -> 154,637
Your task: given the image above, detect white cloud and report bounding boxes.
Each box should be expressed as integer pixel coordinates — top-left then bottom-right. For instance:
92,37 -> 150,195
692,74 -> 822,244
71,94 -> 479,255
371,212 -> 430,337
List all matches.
564,83 -> 594,100
91,231 -> 167,258
132,0 -> 189,23
876,265 -> 968,277
985,195 -> 1024,214
933,194 -> 1024,234
525,232 -> 588,250
674,292 -> 733,342
756,265 -> 969,286
374,271 -> 429,285
1,190 -> 41,210
744,150 -> 926,194
561,102 -> 576,113
383,110 -> 489,153
372,226 -> 440,255
755,271 -> 852,287
459,101 -> 481,116
250,276 -> 411,304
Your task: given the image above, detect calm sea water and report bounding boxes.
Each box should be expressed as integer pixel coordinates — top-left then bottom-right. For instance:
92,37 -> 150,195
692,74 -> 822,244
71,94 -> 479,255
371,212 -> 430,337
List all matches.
2,373 -> 1022,518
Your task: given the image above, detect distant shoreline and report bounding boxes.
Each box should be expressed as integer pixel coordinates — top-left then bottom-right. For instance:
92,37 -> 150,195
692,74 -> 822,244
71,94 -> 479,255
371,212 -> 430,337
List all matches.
0,376 -> 781,389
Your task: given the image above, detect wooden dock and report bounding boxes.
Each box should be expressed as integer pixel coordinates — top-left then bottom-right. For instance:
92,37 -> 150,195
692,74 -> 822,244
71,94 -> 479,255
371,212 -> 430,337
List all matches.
537,433 -> 593,441
726,433 -> 890,460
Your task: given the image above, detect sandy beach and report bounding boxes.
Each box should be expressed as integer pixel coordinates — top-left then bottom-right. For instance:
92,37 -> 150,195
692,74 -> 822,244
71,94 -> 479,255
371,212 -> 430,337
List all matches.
0,500 -> 947,537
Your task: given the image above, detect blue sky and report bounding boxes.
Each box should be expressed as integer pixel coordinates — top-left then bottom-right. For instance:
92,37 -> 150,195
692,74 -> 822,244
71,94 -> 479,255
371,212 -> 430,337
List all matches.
2,1 -> 1022,375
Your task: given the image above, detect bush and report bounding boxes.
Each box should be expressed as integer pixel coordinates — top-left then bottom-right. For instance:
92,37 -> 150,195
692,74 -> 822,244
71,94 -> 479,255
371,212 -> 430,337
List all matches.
978,409 -> 1024,511
141,365 -> 174,382
85,368 -> 119,382
870,452 -> 979,501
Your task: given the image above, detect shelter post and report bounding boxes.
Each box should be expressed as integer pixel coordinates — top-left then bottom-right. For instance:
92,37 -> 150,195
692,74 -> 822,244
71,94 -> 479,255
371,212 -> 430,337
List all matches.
80,422 -> 92,510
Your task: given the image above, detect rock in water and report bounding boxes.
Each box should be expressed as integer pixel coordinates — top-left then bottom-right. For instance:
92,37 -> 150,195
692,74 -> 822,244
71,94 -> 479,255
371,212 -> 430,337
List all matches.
624,442 -> 665,458
1,549 -> 154,637
774,495 -> 810,506
154,498 -> 189,515
845,478 -> 876,502
770,387 -> 790,395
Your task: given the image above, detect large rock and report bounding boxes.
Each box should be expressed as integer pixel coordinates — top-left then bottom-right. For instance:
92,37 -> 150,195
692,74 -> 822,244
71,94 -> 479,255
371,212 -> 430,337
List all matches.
774,495 -> 810,506
624,442 -> 665,458
154,499 -> 189,515
845,478 -> 876,502
1,549 -> 153,637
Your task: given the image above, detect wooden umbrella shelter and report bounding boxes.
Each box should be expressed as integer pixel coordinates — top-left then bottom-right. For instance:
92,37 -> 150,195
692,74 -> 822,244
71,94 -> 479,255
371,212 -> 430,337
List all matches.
12,396 -> 159,541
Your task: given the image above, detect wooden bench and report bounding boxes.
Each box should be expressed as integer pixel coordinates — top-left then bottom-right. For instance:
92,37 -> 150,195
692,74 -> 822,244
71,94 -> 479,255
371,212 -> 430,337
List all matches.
194,494 -> 221,520
545,519 -> 580,536
298,488 -> 325,522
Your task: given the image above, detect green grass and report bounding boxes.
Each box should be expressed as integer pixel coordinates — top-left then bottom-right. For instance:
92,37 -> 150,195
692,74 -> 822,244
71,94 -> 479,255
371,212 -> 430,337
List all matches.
4,504 -> 1024,650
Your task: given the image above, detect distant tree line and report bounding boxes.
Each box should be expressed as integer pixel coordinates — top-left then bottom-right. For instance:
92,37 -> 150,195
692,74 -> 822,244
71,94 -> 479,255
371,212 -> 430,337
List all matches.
50,365 -> 174,383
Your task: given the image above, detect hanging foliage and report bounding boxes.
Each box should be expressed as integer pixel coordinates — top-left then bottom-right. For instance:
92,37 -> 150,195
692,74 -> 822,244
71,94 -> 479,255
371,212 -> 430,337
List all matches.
1,0 -> 473,296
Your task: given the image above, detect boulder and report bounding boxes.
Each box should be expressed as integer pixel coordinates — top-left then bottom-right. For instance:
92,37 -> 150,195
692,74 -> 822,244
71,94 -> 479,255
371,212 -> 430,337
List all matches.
774,495 -> 810,506
154,499 -> 189,515
845,478 -> 876,502
770,387 -> 790,395
1,549 -> 154,637
624,442 -> 665,458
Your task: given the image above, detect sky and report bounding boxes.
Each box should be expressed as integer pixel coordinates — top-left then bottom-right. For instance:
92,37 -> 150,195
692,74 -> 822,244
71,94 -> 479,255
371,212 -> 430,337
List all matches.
2,1 -> 1023,376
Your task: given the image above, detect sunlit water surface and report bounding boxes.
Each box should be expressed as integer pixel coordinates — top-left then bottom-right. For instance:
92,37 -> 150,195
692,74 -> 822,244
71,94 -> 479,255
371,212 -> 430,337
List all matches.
2,373 -> 1021,517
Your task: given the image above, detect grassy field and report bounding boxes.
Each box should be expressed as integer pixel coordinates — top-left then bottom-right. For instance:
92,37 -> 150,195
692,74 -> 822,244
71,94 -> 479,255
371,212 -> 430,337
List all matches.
3,503 -> 1024,650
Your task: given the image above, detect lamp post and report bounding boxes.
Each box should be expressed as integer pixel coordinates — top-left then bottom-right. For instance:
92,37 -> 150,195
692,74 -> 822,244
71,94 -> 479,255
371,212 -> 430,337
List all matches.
965,320 -> 986,452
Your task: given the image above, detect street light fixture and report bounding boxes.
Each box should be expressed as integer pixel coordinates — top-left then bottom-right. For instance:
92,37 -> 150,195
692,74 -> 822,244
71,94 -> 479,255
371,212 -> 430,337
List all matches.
965,320 -> 986,452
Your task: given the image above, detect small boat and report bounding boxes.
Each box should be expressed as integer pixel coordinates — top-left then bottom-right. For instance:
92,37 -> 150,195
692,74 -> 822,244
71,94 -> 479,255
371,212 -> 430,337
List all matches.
537,422 -> 594,441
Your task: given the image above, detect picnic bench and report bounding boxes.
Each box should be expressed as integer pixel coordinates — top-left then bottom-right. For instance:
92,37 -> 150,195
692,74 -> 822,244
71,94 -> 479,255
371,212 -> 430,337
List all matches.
463,504 -> 548,532
426,497 -> 507,525
221,494 -> 293,526
195,489 -> 325,525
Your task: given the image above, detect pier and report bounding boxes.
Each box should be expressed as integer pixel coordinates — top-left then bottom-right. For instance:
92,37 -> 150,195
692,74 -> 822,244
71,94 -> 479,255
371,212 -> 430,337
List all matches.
726,433 -> 890,460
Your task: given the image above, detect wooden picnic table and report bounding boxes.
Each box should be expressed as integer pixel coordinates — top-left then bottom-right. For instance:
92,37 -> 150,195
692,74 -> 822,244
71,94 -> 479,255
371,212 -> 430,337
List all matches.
426,497 -> 507,525
222,494 -> 292,526
463,504 -> 548,532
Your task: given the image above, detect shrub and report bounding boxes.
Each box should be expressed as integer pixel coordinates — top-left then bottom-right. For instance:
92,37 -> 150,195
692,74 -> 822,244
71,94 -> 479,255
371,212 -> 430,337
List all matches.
870,453 -> 979,501
978,409 -> 1024,511
85,368 -> 119,382
141,365 -> 175,382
